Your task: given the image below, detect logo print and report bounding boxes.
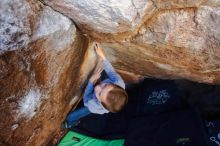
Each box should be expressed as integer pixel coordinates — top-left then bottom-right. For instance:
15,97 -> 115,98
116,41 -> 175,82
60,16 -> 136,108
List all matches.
147,90 -> 170,105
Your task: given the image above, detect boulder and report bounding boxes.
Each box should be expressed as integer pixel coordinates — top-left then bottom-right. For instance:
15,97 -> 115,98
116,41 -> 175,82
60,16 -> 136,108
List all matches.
43,0 -> 156,40
42,0 -> 220,84
1,0 -> 220,146
0,0 -> 93,145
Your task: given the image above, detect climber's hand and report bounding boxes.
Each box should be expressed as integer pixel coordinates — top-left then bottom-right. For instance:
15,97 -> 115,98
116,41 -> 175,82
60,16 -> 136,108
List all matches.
94,43 -> 106,60
89,67 -> 103,84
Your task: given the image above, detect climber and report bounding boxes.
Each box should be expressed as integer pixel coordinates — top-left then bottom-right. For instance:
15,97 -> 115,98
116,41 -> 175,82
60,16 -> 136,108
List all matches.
62,42 -> 128,129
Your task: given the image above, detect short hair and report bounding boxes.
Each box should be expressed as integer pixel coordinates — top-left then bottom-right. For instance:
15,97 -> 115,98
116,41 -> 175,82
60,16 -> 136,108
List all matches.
101,84 -> 128,113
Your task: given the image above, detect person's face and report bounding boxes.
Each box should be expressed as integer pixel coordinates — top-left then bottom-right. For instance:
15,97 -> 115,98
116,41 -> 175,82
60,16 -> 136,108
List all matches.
95,83 -> 113,103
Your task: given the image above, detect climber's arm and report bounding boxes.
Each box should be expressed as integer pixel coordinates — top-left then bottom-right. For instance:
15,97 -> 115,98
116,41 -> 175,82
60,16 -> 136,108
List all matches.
83,67 -> 103,105
102,60 -> 125,89
83,81 -> 94,105
94,43 -> 125,89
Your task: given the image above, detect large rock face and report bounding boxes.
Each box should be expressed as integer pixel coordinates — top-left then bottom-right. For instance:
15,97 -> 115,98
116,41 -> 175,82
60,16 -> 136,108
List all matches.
44,0 -> 220,84
0,0 -> 95,145
43,0 -> 155,35
0,0 -> 220,146
102,6 -> 220,83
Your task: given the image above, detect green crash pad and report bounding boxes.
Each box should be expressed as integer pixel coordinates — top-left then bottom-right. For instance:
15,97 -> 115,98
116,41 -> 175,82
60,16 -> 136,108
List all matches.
58,131 -> 125,146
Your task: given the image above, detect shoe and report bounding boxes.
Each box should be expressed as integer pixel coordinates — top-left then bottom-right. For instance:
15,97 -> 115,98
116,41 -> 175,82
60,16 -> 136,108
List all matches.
61,121 -> 70,129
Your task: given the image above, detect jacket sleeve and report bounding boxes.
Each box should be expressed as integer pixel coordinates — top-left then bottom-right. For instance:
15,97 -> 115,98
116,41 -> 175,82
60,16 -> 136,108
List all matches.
103,60 -> 125,89
83,81 -> 94,106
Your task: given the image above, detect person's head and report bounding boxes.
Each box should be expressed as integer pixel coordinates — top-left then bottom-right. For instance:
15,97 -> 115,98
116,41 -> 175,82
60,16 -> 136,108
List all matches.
94,83 -> 128,113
